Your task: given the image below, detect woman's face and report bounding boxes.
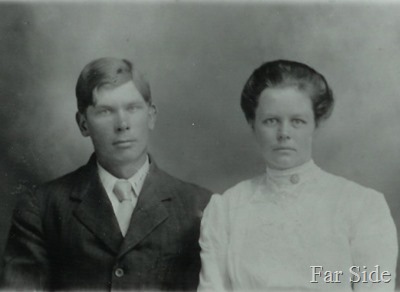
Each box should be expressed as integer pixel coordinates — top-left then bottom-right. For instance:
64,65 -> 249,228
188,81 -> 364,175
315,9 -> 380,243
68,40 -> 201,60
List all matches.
252,86 -> 316,170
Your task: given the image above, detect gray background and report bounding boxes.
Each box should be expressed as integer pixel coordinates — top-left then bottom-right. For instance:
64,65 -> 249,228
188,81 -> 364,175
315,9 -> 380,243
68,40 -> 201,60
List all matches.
1,1 -> 400,287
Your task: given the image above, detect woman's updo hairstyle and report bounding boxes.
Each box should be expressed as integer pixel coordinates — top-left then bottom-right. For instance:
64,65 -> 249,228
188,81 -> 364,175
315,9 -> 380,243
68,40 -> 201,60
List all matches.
241,60 -> 334,126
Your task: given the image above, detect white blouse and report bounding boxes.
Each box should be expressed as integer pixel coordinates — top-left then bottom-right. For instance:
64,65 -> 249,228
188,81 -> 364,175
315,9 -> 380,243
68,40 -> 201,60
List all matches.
198,160 -> 397,291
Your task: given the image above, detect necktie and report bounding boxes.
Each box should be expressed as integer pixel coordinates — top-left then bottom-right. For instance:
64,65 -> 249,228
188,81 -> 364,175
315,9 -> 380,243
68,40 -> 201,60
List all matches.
113,180 -> 136,236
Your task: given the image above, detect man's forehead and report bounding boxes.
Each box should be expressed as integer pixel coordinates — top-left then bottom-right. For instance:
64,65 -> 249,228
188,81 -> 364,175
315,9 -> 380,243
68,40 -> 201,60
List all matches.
92,80 -> 144,105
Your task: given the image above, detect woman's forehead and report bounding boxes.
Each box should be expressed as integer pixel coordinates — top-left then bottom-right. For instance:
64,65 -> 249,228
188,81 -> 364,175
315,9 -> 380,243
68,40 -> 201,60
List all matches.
257,87 -> 314,115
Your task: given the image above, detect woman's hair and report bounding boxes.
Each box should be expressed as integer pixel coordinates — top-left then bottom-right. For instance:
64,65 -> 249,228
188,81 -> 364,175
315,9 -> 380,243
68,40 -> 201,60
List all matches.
76,57 -> 151,113
241,60 -> 334,126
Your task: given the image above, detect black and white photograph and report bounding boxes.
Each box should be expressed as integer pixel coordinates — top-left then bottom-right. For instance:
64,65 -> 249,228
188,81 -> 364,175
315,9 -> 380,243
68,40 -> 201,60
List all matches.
0,0 -> 399,291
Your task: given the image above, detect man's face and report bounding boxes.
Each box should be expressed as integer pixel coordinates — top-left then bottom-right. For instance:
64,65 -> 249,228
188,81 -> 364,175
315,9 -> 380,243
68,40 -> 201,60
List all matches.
77,81 -> 156,172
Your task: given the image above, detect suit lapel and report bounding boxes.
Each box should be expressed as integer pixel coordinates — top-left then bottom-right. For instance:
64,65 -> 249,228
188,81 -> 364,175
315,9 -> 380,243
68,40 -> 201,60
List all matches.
118,162 -> 171,257
71,155 -> 123,254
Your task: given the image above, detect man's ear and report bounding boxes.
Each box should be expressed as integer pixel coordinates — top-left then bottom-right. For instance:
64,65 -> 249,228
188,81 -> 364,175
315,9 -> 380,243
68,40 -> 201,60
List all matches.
76,112 -> 90,137
147,104 -> 157,130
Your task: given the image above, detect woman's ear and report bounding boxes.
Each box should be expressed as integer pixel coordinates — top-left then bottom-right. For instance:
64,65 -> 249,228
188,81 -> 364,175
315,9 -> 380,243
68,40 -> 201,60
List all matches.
248,119 -> 255,130
76,112 -> 90,137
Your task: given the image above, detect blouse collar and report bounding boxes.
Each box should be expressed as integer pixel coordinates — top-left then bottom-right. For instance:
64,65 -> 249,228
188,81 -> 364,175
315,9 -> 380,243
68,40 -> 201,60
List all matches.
266,159 -> 320,189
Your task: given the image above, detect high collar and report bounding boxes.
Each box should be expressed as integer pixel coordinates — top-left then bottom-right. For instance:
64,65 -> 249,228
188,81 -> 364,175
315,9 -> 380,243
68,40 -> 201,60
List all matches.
265,160 -> 320,191
97,155 -> 150,197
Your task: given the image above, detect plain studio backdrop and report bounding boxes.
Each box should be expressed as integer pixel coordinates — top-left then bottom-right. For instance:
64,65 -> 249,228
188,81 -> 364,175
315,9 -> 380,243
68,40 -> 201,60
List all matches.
1,0 -> 400,287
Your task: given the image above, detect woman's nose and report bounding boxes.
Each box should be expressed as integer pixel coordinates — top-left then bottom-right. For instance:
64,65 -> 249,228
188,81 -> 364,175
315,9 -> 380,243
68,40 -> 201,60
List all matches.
277,122 -> 291,141
115,111 -> 130,132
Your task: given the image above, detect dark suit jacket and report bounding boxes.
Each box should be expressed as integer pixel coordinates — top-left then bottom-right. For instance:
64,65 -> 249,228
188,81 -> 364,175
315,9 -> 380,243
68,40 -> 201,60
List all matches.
1,155 -> 212,291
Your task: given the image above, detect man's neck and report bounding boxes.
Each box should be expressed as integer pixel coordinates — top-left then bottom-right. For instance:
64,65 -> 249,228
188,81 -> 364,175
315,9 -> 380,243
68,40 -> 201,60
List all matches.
98,154 -> 148,179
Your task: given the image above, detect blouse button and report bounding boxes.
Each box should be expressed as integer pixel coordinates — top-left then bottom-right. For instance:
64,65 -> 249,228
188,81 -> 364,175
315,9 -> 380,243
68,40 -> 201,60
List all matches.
290,174 -> 300,184
115,268 -> 124,277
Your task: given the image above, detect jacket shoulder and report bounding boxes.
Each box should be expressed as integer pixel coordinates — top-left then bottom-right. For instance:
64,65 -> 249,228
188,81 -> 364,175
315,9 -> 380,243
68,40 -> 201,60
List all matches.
154,167 -> 212,209
46,164 -> 88,186
14,163 -> 94,214
36,164 -> 91,196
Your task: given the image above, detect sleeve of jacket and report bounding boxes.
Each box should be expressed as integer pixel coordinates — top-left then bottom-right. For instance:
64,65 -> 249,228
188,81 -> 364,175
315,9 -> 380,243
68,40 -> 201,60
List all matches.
198,194 -> 231,291
1,187 -> 50,290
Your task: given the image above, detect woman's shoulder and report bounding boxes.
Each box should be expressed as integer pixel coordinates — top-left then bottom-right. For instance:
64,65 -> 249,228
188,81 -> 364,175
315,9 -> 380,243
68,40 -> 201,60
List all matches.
202,175 -> 265,227
206,174 -> 265,209
318,168 -> 384,202
313,169 -> 392,232
223,174 -> 265,199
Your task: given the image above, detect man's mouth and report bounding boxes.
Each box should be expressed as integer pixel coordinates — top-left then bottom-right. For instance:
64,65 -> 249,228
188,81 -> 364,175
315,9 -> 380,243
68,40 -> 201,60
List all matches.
113,139 -> 136,147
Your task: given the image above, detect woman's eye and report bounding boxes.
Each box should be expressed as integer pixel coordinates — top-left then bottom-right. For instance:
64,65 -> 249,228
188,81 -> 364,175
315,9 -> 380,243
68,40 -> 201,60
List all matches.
292,119 -> 306,126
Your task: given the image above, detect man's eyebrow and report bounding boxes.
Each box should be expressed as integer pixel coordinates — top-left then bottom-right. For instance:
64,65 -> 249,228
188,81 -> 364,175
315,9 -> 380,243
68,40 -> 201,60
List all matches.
92,103 -> 112,109
125,101 -> 146,106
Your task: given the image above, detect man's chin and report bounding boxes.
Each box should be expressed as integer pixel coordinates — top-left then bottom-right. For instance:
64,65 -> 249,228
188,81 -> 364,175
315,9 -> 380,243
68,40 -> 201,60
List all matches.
113,150 -> 147,165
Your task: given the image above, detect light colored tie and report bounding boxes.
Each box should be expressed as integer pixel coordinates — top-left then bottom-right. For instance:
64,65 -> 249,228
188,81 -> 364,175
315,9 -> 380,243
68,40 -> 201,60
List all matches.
113,180 -> 136,236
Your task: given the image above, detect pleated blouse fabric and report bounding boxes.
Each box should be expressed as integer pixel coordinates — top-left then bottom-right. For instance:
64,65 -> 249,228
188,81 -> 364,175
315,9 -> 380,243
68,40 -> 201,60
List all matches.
198,160 -> 397,292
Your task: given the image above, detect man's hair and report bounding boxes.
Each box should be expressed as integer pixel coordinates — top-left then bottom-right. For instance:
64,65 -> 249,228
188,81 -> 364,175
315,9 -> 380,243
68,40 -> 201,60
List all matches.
76,57 -> 151,113
241,59 -> 334,126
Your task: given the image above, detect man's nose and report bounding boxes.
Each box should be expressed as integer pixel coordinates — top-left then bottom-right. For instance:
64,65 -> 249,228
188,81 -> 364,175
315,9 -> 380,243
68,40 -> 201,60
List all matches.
115,110 -> 130,132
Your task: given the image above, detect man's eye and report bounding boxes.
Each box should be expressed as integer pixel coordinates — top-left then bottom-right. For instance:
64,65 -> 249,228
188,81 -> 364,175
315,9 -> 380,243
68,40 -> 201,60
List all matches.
127,106 -> 138,112
263,118 -> 278,125
97,109 -> 111,115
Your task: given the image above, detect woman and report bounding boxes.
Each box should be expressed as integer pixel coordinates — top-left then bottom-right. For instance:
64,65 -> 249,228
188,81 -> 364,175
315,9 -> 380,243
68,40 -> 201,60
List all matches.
198,60 -> 397,291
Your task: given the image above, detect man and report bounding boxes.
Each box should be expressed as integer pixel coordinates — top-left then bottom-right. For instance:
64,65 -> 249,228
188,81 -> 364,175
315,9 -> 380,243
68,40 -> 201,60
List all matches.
2,57 -> 211,290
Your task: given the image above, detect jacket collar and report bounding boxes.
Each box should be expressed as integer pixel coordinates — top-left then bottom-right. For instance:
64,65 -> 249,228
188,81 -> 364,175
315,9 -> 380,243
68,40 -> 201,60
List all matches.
70,153 -> 172,256
118,156 -> 172,257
